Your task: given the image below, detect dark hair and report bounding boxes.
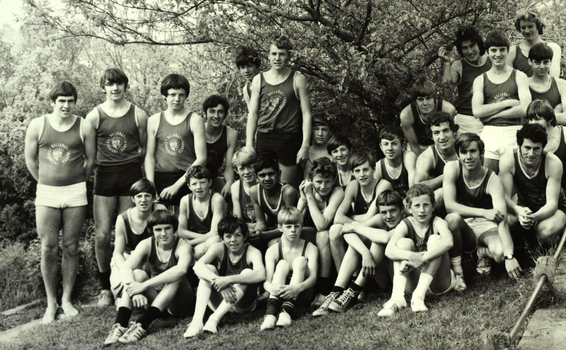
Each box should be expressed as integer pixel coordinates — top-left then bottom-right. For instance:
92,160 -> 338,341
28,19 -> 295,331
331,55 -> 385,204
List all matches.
455,133 -> 485,156
99,68 -> 129,90
147,210 -> 179,233
379,125 -> 406,144
271,36 -> 293,52
160,74 -> 191,97
218,215 -> 249,238
428,111 -> 459,132
235,46 -> 261,68
454,25 -> 486,56
254,157 -> 280,174
350,153 -> 375,171
377,190 -> 404,209
130,178 -> 157,197
185,165 -> 212,182
526,99 -> 556,127
410,78 -> 436,100
515,9 -> 545,35
308,157 -> 337,181
49,81 -> 77,102
484,31 -> 510,50
312,113 -> 330,127
327,135 -> 352,154
406,184 -> 435,207
516,124 -> 548,148
528,42 -> 553,61
203,94 -> 230,114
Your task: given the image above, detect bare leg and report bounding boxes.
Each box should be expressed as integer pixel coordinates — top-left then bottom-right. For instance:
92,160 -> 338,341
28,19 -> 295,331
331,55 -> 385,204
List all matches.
94,195 -> 118,274
316,230 -> 332,279
279,163 -> 298,188
329,224 -> 346,271
60,206 -> 86,317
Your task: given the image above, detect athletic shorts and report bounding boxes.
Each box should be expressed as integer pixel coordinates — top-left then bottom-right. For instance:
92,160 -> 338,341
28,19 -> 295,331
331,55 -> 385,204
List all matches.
35,182 -> 87,208
480,125 -> 522,161
464,217 -> 498,240
209,284 -> 259,314
94,162 -> 143,196
454,114 -> 483,135
256,132 -> 302,166
427,269 -> 456,296
154,171 -> 190,206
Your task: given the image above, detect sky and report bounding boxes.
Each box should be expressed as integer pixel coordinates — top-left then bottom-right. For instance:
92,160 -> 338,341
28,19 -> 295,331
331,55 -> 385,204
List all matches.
0,0 -> 24,44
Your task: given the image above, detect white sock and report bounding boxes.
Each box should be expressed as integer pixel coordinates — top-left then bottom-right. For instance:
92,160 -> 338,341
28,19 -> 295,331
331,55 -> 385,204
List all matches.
413,273 -> 433,300
450,256 -> 463,276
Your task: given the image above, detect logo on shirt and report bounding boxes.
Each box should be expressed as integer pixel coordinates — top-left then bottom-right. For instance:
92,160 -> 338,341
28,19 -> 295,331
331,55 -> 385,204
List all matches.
490,92 -> 512,104
106,132 -> 127,153
47,143 -> 70,165
165,134 -> 185,155
264,90 -> 287,119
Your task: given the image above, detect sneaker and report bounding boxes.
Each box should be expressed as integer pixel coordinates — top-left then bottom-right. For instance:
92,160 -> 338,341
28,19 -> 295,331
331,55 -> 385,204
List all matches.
203,319 -> 218,334
103,323 -> 127,345
118,323 -> 147,344
377,299 -> 407,317
454,273 -> 467,292
357,290 -> 366,303
329,288 -> 357,313
260,315 -> 276,330
476,255 -> 492,275
275,311 -> 292,327
312,291 -> 340,317
310,294 -> 326,308
183,322 -> 203,338
97,290 -> 113,307
411,297 -> 429,313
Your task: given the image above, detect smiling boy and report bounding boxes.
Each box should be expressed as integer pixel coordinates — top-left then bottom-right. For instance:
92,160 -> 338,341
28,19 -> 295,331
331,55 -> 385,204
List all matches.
231,147 -> 259,229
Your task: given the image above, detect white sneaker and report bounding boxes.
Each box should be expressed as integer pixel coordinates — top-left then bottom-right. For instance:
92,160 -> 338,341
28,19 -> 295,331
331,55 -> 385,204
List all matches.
260,315 -> 276,330
104,323 -> 127,345
276,311 -> 292,327
183,322 -> 203,338
203,319 -> 218,334
411,297 -> 429,313
378,299 -> 407,317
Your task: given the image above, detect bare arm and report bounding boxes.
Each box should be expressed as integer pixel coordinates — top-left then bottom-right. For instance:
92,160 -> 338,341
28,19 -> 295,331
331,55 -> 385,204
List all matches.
506,45 -> 517,69
306,187 -> 344,231
141,240 -> 193,289
549,43 -> 562,78
443,161 -> 485,217
189,193 -> 226,246
191,113 -> 207,167
404,151 -> 417,187
421,218 -> 453,261
24,118 -> 41,181
499,151 -> 521,215
482,71 -> 530,122
413,148 -> 442,190
220,127 -> 238,197
231,181 -> 243,218
400,107 -> 422,156
472,75 -> 519,119
143,114 -> 159,183
530,154 -> 562,222
333,181 -> 358,224
344,223 -> 392,245
295,72 -> 312,164
246,75 -> 261,148
112,215 -> 128,270
554,79 -> 566,125
219,245 -> 266,285
135,107 -> 148,160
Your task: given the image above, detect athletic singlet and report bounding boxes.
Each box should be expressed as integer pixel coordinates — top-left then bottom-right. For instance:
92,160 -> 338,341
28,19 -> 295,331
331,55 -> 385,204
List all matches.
148,236 -> 180,277
155,112 -> 196,173
276,240 -> 310,272
38,116 -> 85,186
410,98 -> 444,146
338,171 -> 355,188
379,158 -> 409,197
239,180 -> 256,223
95,104 -> 141,166
303,194 -> 329,228
454,58 -> 492,115
217,244 -> 252,276
430,145 -> 451,178
513,45 -> 533,77
455,163 -> 494,210
206,125 -> 228,178
258,183 -> 295,228
186,193 -> 214,234
530,77 -> 561,108
482,70 -> 524,126
244,82 -> 252,102
350,182 -> 378,215
553,126 -> 566,190
403,217 -> 437,253
257,71 -> 302,134
121,207 -> 153,254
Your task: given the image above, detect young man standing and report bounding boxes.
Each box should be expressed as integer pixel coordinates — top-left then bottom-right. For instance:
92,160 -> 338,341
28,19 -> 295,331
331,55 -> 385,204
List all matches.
246,36 -> 313,187
235,46 -> 262,107
87,68 -> 148,306
24,82 -> 96,322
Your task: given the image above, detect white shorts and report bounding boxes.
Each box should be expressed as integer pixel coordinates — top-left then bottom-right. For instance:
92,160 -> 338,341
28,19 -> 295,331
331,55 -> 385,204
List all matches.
454,114 -> 483,135
480,125 -> 522,161
464,217 -> 498,240
35,182 -> 87,208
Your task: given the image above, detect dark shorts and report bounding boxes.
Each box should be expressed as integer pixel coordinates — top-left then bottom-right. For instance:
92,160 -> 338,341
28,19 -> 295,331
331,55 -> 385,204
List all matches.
154,171 -> 190,206
256,132 -> 302,166
94,162 -> 143,197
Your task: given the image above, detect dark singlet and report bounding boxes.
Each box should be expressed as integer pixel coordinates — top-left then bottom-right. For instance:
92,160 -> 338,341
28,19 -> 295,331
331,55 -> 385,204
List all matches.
338,171 -> 355,189
121,207 -> 153,254
553,126 -> 566,190
148,236 -> 180,277
217,244 -> 252,276
482,70 -> 523,126
530,77 -> 561,108
454,58 -> 492,115
403,217 -> 437,253
258,183 -> 294,228
257,71 -> 302,134
155,112 -> 196,173
430,145 -> 451,178
244,82 -> 252,102
379,158 -> 409,197
239,180 -> 256,223
410,98 -> 444,146
38,116 -> 85,186
95,104 -> 141,166
350,182 -> 378,215
455,163 -> 494,210
277,240 -> 309,268
513,45 -> 533,77
206,125 -> 228,178
186,193 -> 214,234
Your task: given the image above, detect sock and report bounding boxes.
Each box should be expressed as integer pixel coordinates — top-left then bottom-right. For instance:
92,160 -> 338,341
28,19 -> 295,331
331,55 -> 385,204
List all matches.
281,300 -> 296,319
412,273 -> 434,300
137,306 -> 161,330
210,287 -> 245,323
98,271 -> 111,290
350,283 -> 363,293
391,274 -> 407,301
331,286 -> 345,294
450,256 -> 463,276
115,307 -> 132,328
266,298 -> 281,316
319,277 -> 332,295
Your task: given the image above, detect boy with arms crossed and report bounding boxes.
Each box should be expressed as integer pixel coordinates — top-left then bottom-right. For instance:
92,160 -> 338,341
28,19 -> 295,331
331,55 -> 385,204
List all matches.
231,147 -> 259,229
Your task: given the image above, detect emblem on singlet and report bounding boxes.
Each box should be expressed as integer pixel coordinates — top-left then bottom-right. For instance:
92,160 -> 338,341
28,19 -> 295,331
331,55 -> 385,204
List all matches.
490,92 -> 512,104
265,90 -> 287,118
106,132 -> 127,153
47,143 -> 70,165
165,134 -> 185,155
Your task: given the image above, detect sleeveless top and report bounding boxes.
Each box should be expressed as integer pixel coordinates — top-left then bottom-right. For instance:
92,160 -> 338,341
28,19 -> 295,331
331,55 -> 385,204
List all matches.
155,112 -> 196,173
95,104 -> 141,166
530,77 -> 561,108
454,58 -> 492,115
303,194 -> 329,228
350,182 -> 378,215
513,45 -> 533,77
258,183 -> 294,228
244,82 -> 252,102
217,244 -> 252,276
410,98 -> 444,146
403,217 -> 437,253
38,116 -> 84,186
239,180 -> 256,223
186,193 -> 214,234
257,71 -> 302,134
482,70 -> 524,126
148,236 -> 180,277
455,163 -> 494,210
553,126 -> 566,190
338,171 -> 355,189
379,158 -> 409,197
121,207 -> 153,254
430,145 -> 451,178
206,125 -> 228,178
277,240 -> 310,272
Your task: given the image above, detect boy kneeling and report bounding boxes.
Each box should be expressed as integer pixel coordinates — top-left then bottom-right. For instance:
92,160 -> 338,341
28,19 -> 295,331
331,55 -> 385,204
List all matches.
184,216 -> 266,338
104,210 -> 194,345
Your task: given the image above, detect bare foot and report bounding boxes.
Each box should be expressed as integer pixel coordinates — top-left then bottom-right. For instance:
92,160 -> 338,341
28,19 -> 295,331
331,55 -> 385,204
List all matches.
60,302 -> 79,318
42,304 -> 59,324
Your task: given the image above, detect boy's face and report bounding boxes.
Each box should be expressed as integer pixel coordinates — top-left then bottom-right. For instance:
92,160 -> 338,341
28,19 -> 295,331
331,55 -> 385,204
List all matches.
488,46 -> 508,67
528,117 -> 549,129
51,96 -> 76,119
458,141 -> 483,171
461,40 -> 480,63
152,224 -> 175,246
206,104 -> 226,128
416,96 -> 435,115
103,81 -> 126,101
278,222 -> 302,242
330,145 -> 351,167
529,58 -> 551,78
132,192 -> 154,212
378,204 -> 403,229
256,167 -> 279,190
223,227 -> 246,253
380,136 -> 404,160
239,63 -> 260,83
312,174 -> 335,197
431,122 -> 456,150
519,20 -> 538,41
313,125 -> 330,146
408,194 -> 434,224
189,177 -> 212,198
236,164 -> 256,184
166,88 -> 187,111
269,45 -> 290,70
353,161 -> 374,186
519,138 -> 544,166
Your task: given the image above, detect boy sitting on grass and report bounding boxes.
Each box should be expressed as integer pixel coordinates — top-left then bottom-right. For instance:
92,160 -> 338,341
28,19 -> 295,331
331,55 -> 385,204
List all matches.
230,147 -> 259,230
378,184 -> 455,317
184,216 -> 265,338
260,207 -> 319,330
104,210 -> 194,345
